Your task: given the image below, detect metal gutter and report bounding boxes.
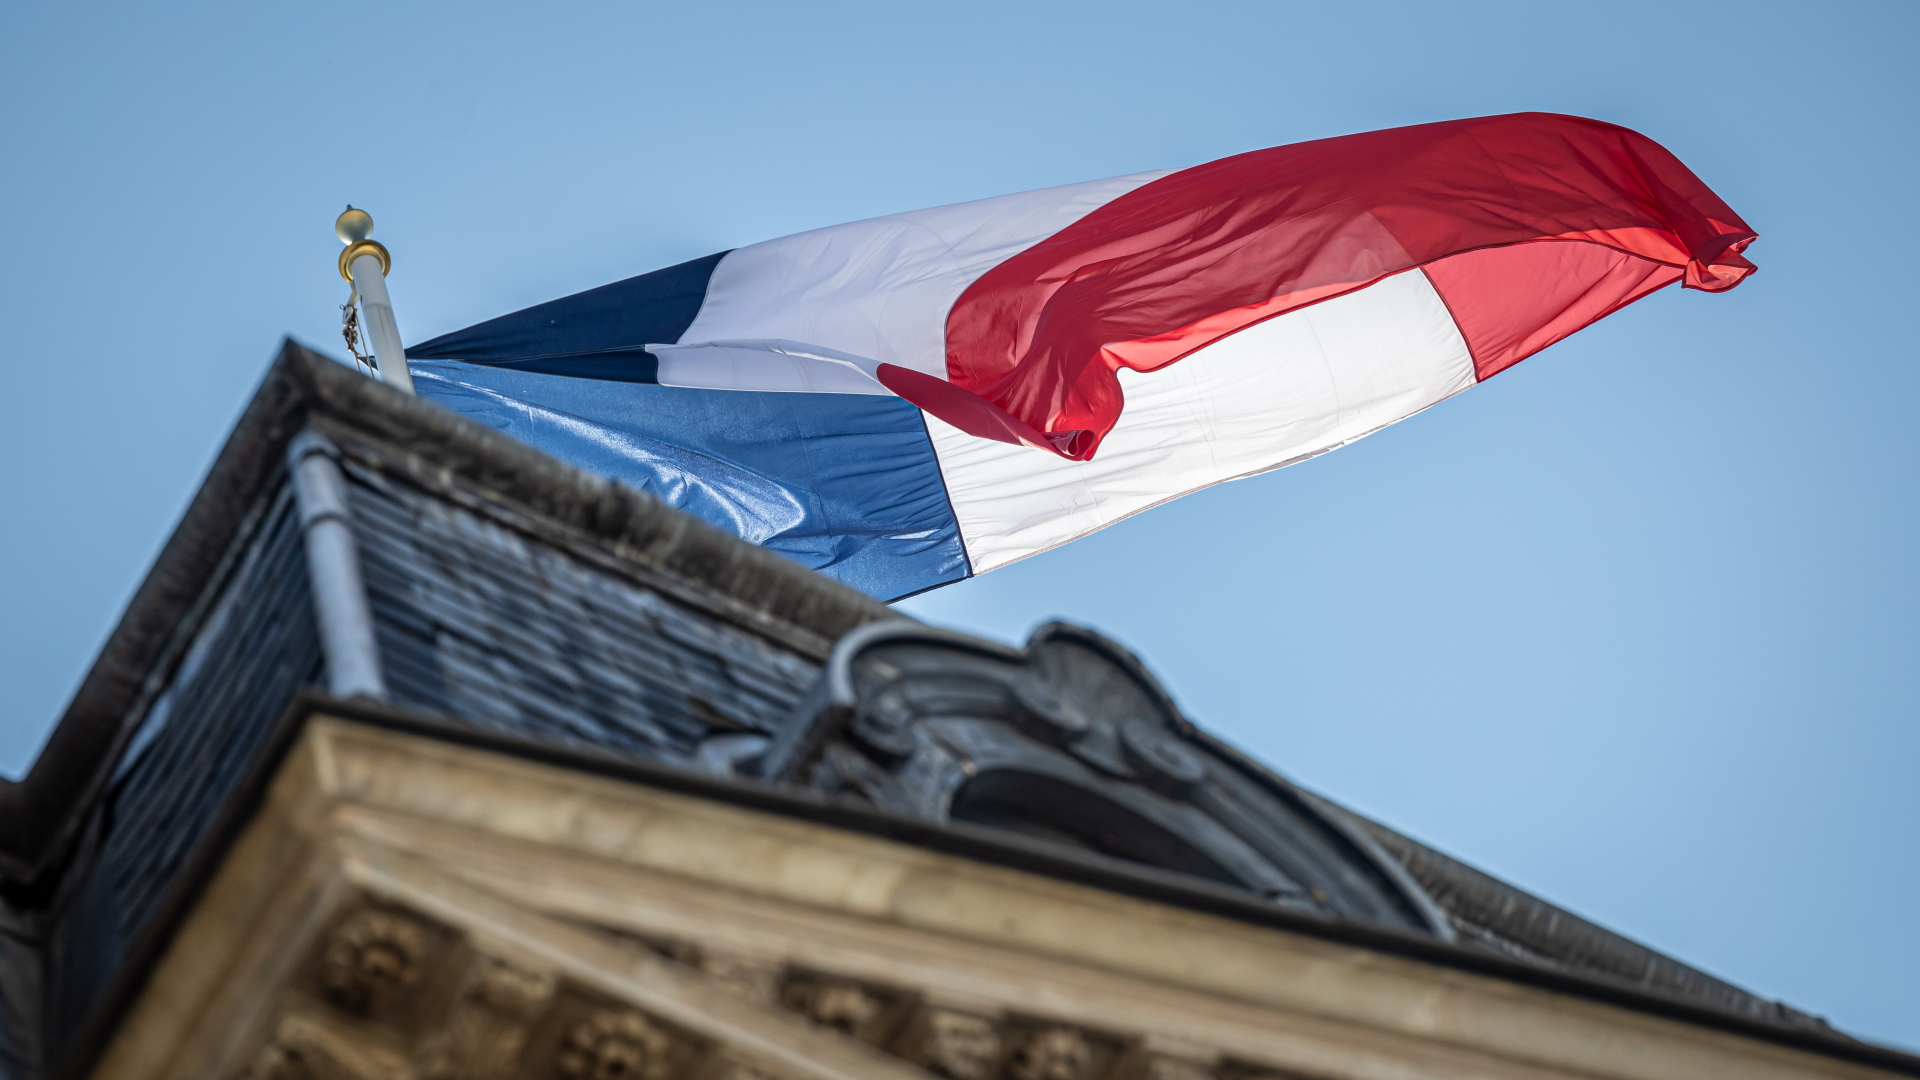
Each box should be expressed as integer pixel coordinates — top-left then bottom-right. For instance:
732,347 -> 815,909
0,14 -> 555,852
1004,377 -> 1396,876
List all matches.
287,430 -> 385,701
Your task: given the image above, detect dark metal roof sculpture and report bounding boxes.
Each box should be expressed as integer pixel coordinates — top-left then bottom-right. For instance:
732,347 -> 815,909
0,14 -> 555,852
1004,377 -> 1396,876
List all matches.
743,621 -> 1446,937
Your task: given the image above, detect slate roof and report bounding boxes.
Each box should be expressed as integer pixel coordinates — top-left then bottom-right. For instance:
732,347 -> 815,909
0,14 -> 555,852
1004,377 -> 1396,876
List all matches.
0,341 -> 1910,1080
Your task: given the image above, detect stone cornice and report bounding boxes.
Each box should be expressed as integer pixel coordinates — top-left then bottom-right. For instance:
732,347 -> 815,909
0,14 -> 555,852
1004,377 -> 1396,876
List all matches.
77,707 -> 1920,1080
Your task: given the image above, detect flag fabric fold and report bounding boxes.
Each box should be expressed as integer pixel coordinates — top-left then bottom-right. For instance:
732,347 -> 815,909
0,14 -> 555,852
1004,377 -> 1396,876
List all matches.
408,112 -> 1754,600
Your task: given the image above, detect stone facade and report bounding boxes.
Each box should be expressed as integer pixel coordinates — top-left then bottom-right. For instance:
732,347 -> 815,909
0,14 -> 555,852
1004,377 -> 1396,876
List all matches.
93,720 -> 1899,1080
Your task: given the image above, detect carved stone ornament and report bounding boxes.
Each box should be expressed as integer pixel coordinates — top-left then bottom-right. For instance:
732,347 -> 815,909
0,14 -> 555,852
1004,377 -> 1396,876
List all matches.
784,977 -> 881,1036
557,1009 -> 679,1080
741,621 -> 1450,937
775,972 -> 912,1045
1009,1027 -> 1096,1080
321,909 -> 430,1013
697,951 -> 781,1005
233,890 -> 1318,1080
472,961 -> 559,1020
246,1013 -> 413,1080
914,1009 -> 1003,1080
417,959 -> 557,1080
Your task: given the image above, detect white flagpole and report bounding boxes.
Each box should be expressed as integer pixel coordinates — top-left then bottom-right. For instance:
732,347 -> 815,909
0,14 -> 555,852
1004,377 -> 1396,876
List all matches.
334,207 -> 415,395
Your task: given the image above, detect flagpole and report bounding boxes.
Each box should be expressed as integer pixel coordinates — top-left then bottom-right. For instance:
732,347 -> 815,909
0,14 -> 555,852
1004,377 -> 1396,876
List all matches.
335,206 -> 415,395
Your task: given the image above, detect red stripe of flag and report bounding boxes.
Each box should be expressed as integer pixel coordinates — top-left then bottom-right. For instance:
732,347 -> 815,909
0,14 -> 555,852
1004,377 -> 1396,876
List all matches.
885,113 -> 1754,461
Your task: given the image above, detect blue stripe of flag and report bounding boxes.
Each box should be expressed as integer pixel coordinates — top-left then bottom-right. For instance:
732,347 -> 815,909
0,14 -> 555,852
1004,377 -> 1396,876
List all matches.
410,360 -> 969,600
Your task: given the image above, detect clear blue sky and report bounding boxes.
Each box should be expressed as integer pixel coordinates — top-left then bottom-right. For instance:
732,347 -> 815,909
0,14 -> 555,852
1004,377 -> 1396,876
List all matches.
3,0 -> 1914,1050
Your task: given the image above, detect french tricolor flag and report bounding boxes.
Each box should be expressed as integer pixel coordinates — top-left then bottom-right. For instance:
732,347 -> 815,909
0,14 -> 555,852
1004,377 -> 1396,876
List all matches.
408,113 -> 1756,600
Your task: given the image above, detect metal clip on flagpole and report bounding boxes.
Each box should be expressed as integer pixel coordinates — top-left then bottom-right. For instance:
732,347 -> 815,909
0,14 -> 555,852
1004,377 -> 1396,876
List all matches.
334,206 -> 415,395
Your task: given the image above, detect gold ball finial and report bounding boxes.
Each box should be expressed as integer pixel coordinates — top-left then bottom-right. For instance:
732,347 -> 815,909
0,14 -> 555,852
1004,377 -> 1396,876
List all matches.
335,205 -> 374,245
